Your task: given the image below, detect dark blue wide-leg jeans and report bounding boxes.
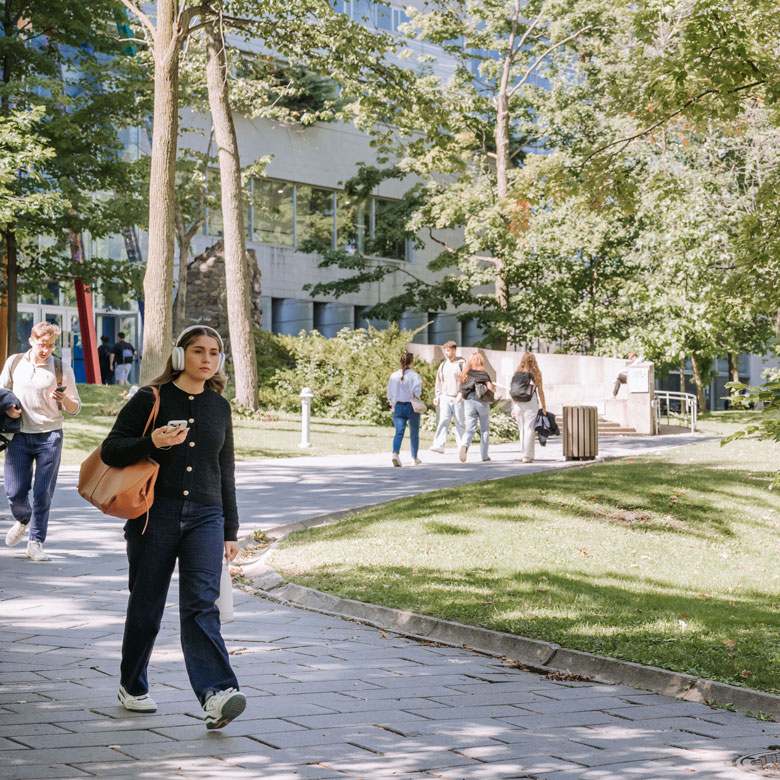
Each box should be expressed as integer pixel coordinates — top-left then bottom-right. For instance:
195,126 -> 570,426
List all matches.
4,430 -> 63,544
121,497 -> 238,704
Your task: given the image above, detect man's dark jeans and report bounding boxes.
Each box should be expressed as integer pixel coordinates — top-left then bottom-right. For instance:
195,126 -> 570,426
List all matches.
4,430 -> 63,544
121,497 -> 238,704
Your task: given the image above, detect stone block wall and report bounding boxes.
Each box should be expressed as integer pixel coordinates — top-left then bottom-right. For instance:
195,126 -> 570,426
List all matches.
174,240 -> 263,353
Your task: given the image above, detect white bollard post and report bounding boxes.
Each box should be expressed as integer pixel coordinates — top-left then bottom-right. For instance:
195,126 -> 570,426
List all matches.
299,387 -> 314,448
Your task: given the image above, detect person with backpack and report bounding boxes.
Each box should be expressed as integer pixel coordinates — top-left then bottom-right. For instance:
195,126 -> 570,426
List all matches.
510,352 -> 547,463
429,340 -> 466,454
386,351 -> 424,467
1,322 -> 81,560
455,352 -> 495,463
97,334 -> 114,385
111,332 -> 137,386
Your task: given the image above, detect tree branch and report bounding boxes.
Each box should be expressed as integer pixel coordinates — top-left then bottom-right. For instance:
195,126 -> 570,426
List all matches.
507,24 -> 592,100
578,79 -> 765,168
117,0 -> 156,39
511,1 -> 545,61
426,229 -> 499,265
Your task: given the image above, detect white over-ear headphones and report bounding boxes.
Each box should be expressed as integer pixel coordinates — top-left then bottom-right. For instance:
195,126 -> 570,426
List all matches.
172,325 -> 226,374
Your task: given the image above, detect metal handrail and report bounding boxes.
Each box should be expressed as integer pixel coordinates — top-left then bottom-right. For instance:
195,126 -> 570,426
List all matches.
653,391 -> 698,434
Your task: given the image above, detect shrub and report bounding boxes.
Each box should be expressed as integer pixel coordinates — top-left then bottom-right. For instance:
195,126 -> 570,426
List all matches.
256,325 -> 437,424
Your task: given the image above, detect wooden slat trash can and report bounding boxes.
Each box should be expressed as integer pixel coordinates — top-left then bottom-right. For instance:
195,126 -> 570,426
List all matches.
562,405 -> 598,461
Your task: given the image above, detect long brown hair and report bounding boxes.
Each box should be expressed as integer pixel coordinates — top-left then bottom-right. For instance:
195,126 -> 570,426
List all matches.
400,351 -> 414,379
150,327 -> 227,394
516,352 -> 541,386
460,352 -> 484,382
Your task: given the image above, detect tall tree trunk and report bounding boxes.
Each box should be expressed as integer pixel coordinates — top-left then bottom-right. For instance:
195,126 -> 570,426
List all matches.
4,227 -> 18,356
489,7 -> 518,353
204,18 -> 258,409
141,0 -> 181,382
3,1 -> 15,361
726,351 -> 740,383
690,355 -> 706,412
174,204 -> 190,332
679,358 -> 686,395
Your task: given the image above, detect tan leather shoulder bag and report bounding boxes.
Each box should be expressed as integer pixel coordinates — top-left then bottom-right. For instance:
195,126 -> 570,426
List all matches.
78,387 -> 160,532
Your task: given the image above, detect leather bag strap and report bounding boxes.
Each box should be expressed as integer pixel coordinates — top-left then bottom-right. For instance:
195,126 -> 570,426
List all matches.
140,387 -> 160,535
142,387 -> 160,436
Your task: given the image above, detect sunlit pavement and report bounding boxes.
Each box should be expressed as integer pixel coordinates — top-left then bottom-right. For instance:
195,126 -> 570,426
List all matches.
1,434 -> 776,779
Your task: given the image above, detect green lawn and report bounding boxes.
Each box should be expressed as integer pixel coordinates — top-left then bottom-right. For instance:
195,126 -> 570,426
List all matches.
56,384 -> 427,465
270,436 -> 780,694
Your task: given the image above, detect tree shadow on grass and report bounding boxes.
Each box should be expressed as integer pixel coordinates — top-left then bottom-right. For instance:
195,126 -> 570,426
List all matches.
298,458 -> 778,544
425,520 -> 473,535
287,561 -> 780,693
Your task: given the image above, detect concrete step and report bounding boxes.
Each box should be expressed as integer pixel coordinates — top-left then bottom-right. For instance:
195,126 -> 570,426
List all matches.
598,416 -> 637,436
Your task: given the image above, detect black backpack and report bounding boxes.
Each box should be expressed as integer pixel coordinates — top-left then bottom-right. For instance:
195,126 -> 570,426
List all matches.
510,370 -> 535,402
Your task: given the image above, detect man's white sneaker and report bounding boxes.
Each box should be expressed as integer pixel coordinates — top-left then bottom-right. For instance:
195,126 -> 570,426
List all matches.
413,457 -> 423,465
118,684 -> 157,712
429,447 -> 444,454
5,521 -> 27,547
25,541 -> 47,561
203,688 -> 246,729
391,453 -> 401,467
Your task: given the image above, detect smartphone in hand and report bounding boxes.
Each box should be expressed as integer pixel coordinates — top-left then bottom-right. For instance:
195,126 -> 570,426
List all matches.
55,385 -> 66,393
165,419 -> 189,433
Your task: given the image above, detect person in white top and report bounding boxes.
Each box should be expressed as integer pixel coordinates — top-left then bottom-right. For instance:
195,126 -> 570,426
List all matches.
1,322 -> 81,560
386,351 -> 423,467
612,352 -> 641,397
430,340 -> 466,454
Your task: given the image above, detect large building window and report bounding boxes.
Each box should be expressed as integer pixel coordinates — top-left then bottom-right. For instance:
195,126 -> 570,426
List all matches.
252,179 -> 294,246
333,1 -> 410,34
336,193 -> 369,254
296,185 -> 335,249
206,173 -> 409,260
372,197 -> 407,261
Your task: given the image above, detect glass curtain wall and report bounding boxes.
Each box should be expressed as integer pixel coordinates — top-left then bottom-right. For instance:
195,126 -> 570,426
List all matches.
252,179 -> 294,246
295,185 -> 335,249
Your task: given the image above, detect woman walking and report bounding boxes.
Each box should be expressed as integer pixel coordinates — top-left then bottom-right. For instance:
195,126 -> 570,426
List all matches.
456,353 -> 495,462
510,352 -> 547,463
101,325 -> 246,730
386,351 -> 423,467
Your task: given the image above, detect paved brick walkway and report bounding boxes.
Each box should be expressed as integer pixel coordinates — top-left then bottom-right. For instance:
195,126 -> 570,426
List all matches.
2,437 -> 778,779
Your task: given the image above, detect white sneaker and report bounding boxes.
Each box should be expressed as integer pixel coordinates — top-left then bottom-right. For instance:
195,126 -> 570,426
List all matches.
391,452 -> 401,467
26,541 -> 47,561
118,684 -> 157,712
459,445 -> 468,463
6,521 -> 28,547
203,688 -> 246,729
413,457 -> 423,465
429,447 -> 444,454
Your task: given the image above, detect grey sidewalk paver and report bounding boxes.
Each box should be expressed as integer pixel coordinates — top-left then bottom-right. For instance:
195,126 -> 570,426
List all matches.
3,436 -> 779,779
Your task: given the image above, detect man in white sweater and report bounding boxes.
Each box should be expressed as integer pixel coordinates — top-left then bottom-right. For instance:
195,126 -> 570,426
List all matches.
430,341 -> 466,453
1,322 -> 81,561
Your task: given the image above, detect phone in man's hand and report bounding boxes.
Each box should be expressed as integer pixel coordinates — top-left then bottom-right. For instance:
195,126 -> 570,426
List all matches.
55,385 -> 66,393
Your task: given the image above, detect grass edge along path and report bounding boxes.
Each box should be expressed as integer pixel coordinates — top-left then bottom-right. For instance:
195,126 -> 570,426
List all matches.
269,437 -> 780,695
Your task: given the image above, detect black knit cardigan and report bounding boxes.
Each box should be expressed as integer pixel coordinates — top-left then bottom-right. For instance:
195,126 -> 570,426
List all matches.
101,382 -> 239,540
